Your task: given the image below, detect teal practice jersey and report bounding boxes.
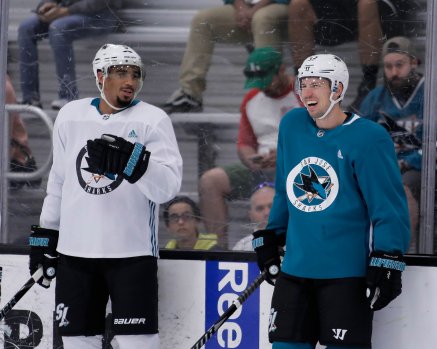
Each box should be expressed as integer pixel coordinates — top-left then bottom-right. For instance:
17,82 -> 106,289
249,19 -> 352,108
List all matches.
267,108 -> 410,279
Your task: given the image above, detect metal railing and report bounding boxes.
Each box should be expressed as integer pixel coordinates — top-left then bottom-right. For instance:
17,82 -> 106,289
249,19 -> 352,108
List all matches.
1,104 -> 53,243
5,104 -> 54,181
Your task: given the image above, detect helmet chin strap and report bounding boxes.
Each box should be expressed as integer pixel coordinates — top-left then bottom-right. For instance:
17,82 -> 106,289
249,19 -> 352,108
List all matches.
316,92 -> 342,120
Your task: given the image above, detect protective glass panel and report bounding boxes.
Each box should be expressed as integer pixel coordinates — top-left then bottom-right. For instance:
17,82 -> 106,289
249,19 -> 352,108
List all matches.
2,0 -> 433,256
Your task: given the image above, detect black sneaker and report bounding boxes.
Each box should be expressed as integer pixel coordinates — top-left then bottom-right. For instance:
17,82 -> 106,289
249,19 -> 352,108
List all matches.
21,99 -> 43,109
9,140 -> 42,189
162,89 -> 203,114
51,98 -> 69,110
9,156 -> 42,189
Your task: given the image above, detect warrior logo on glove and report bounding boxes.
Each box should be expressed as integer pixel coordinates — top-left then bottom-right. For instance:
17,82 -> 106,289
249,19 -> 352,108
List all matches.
76,134 -> 151,195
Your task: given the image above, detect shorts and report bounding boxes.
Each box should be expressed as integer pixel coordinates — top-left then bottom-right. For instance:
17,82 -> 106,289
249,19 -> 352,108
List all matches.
309,0 -> 415,46
55,255 -> 158,336
223,163 -> 275,200
269,273 -> 373,347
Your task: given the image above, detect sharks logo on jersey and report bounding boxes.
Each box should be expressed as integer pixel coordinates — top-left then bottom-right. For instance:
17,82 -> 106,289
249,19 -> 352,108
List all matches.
286,157 -> 339,212
75,145 -> 123,195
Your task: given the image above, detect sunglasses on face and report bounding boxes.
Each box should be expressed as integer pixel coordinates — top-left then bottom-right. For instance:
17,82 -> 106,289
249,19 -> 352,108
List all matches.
243,68 -> 272,78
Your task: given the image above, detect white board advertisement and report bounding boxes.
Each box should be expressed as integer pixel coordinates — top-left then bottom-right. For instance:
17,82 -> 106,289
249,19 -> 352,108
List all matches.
0,254 -> 435,348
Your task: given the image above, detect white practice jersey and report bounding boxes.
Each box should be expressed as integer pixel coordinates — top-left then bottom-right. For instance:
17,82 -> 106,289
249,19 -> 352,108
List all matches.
40,98 -> 183,258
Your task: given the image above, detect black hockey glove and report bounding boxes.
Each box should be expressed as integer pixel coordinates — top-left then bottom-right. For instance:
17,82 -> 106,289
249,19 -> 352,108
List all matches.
366,251 -> 406,311
252,229 -> 285,285
29,225 -> 59,289
87,134 -> 151,184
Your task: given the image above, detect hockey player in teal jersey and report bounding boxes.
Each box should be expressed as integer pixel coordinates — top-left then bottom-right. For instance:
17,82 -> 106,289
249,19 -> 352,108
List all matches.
252,54 -> 410,349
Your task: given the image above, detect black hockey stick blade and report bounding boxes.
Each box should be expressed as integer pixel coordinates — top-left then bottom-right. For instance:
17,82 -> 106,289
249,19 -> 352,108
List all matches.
190,270 -> 267,349
0,267 -> 43,321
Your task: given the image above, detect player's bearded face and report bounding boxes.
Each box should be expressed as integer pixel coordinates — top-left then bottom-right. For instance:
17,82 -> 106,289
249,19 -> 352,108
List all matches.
299,77 -> 331,119
104,65 -> 143,108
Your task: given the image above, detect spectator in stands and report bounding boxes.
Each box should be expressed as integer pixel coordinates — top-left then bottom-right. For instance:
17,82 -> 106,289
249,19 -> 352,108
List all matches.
6,73 -> 40,189
199,47 -> 302,249
18,0 -> 121,110
162,0 -> 289,114
288,0 -> 417,112
163,196 -> 218,250
359,36 -> 423,252
233,182 -> 275,251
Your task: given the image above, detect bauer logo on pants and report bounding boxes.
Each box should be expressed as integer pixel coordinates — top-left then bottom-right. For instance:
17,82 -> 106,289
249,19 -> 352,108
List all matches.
205,261 -> 260,349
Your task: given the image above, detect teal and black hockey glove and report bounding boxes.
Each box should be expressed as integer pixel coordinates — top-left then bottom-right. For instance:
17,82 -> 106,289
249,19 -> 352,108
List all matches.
366,251 -> 405,311
87,134 -> 151,184
29,225 -> 59,288
252,229 -> 285,285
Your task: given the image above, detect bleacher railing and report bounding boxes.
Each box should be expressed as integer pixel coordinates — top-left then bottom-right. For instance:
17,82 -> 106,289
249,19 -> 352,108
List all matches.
1,104 -> 53,243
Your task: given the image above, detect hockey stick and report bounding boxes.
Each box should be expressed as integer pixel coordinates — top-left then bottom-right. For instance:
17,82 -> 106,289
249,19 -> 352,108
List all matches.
0,267 -> 43,321
190,269 -> 267,349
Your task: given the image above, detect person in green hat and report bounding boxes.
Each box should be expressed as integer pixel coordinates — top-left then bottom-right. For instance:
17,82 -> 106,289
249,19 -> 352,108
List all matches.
198,47 -> 303,249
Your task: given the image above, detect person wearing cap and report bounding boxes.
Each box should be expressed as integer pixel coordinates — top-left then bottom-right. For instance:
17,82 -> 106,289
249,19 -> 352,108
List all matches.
287,0 -> 419,114
252,53 -> 409,349
199,47 -> 302,249
359,36 -> 424,252
161,0 -> 290,114
232,182 -> 275,251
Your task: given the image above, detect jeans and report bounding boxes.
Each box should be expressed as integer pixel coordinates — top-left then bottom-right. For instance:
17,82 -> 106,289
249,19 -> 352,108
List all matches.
18,11 -> 119,102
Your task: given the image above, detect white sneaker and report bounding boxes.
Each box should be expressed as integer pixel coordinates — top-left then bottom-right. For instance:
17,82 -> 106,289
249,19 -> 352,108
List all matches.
51,98 -> 69,110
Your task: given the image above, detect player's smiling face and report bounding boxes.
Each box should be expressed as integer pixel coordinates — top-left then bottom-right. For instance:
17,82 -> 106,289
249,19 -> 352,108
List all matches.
101,65 -> 142,108
299,77 -> 332,119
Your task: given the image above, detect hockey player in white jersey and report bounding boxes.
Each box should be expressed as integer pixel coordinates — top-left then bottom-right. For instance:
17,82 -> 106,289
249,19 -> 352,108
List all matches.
28,44 -> 182,348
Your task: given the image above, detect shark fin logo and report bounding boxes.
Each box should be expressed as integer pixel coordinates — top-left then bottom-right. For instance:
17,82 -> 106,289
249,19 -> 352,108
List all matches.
286,157 -> 339,212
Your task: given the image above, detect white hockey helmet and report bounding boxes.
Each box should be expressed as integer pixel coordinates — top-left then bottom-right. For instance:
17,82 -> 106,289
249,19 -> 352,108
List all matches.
298,54 -> 349,101
92,44 -> 144,110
